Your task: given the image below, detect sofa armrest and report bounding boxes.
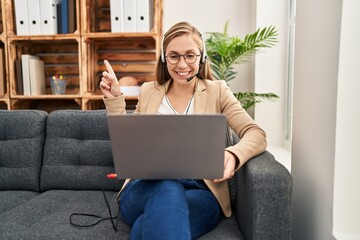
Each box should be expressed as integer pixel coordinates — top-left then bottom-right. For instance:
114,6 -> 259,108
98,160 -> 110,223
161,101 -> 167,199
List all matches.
234,151 -> 292,240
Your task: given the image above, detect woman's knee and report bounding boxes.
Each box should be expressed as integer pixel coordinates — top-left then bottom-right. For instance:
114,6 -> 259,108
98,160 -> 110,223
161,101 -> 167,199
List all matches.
147,180 -> 187,208
152,180 -> 185,195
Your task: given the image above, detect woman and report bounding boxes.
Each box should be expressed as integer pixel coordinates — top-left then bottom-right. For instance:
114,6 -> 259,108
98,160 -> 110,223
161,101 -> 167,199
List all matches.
100,22 -> 267,240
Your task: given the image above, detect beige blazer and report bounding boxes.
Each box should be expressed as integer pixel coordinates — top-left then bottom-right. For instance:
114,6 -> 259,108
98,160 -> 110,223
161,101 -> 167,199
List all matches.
103,79 -> 267,217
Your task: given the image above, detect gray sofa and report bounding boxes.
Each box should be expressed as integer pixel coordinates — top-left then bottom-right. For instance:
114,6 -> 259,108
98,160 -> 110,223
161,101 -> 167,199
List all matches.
0,110 -> 292,240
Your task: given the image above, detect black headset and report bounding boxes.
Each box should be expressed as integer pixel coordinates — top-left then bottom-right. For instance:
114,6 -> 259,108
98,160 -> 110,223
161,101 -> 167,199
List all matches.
161,34 -> 207,64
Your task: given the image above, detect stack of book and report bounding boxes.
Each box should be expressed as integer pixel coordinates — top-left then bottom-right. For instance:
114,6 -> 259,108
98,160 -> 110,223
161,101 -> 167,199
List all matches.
14,0 -> 76,35
15,54 -> 46,96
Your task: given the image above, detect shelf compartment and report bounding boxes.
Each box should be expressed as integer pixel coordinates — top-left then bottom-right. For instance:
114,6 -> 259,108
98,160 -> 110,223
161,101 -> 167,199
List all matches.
10,98 -> 82,112
83,97 -> 137,111
83,36 -> 157,94
82,0 -> 162,34
0,42 -> 7,97
8,38 -> 81,96
7,0 -> 80,36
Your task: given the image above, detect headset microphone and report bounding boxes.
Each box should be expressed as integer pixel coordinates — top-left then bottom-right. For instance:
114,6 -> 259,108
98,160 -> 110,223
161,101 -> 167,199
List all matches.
187,58 -> 206,82
187,73 -> 198,82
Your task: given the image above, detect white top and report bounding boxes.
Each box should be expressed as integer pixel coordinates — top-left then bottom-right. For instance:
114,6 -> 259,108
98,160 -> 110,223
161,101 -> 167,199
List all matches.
158,95 -> 194,115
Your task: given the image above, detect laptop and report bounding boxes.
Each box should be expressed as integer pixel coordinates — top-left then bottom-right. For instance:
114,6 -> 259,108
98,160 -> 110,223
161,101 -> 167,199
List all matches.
107,114 -> 226,179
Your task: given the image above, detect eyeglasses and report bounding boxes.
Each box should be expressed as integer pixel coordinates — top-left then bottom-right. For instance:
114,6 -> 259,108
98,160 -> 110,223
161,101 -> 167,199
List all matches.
165,53 -> 201,65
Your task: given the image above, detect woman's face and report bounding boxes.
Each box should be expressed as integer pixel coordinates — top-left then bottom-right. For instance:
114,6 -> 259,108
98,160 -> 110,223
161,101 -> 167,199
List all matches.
165,34 -> 201,84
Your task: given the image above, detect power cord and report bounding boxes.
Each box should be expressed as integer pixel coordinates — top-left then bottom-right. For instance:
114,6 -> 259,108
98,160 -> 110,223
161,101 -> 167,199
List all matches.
69,190 -> 118,232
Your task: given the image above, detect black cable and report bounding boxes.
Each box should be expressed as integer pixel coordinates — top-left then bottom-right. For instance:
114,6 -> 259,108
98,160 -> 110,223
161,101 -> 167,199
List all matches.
69,190 -> 118,232
102,190 -> 118,232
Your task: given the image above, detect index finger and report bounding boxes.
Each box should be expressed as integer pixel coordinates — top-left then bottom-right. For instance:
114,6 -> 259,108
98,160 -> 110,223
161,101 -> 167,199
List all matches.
104,60 -> 116,76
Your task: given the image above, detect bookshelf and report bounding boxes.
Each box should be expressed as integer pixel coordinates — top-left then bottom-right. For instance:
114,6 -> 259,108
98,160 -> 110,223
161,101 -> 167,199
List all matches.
0,0 -> 163,111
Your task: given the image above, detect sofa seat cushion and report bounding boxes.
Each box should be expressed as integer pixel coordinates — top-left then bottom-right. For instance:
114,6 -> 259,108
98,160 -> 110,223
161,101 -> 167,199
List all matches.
0,190 -> 131,240
0,189 -> 244,240
198,216 -> 244,240
0,191 -> 39,214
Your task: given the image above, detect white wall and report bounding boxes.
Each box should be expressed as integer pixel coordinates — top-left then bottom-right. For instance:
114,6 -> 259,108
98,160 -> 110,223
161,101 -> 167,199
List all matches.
291,0 -> 343,239
333,1 -> 360,239
252,0 -> 288,147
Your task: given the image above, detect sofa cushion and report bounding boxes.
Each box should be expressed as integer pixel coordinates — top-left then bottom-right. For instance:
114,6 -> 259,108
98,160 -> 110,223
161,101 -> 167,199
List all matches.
198,216 -> 244,240
0,190 -> 130,240
41,110 -> 123,191
0,110 -> 47,191
0,191 -> 40,214
0,190 -> 243,240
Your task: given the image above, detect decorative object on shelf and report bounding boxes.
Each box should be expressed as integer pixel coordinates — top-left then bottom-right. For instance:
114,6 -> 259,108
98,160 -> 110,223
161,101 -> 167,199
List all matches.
50,75 -> 67,95
119,76 -> 138,86
119,76 -> 140,96
205,21 -> 279,111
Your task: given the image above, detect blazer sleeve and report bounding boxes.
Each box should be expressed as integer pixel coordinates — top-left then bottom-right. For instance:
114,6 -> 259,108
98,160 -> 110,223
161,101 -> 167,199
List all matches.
103,82 -> 150,115
219,81 -> 267,170
103,94 -> 127,115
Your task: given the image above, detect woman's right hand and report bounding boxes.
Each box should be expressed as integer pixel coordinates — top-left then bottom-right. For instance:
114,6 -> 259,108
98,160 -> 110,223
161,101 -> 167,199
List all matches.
100,60 -> 121,98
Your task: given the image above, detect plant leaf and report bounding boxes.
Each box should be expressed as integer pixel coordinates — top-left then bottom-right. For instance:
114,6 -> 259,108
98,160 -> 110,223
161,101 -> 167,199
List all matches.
205,24 -> 278,82
233,92 -> 279,110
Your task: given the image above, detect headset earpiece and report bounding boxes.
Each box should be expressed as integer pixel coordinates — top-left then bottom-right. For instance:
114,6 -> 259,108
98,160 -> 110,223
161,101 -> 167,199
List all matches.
161,36 -> 166,63
200,35 -> 207,63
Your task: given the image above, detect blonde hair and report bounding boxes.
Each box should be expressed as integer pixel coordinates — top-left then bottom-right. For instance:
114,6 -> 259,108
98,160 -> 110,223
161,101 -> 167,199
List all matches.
155,22 -> 213,85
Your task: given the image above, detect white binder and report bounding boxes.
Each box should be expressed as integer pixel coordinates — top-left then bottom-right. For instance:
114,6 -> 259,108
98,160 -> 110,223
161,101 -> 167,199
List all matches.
29,59 -> 46,95
123,0 -> 136,32
40,0 -> 58,35
110,0 -> 124,32
136,0 -> 150,32
27,0 -> 42,35
21,54 -> 39,96
14,0 -> 30,35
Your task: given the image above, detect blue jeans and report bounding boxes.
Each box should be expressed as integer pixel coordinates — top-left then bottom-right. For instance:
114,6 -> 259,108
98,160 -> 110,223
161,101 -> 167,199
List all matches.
119,179 -> 221,240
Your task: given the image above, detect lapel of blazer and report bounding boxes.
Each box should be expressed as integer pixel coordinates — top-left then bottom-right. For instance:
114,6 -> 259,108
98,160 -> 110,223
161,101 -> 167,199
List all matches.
145,81 -> 167,113
194,80 -> 206,114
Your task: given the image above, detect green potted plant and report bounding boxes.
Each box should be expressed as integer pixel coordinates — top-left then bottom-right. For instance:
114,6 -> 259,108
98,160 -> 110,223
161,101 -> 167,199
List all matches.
205,21 -> 279,110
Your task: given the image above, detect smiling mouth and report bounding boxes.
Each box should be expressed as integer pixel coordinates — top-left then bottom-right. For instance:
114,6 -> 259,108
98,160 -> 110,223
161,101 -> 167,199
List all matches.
176,71 -> 191,77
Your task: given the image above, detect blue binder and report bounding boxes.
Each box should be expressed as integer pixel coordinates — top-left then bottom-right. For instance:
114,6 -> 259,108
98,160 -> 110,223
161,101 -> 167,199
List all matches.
61,0 -> 68,33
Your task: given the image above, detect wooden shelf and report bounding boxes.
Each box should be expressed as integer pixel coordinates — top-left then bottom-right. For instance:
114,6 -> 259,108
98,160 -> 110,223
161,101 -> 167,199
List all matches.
83,32 -> 159,39
1,0 -> 163,112
10,94 -> 81,100
7,34 -> 81,41
10,98 -> 82,112
82,95 -> 138,111
83,94 -> 138,101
